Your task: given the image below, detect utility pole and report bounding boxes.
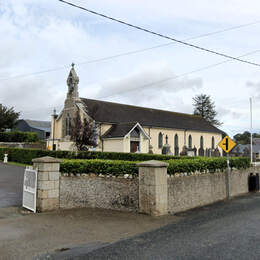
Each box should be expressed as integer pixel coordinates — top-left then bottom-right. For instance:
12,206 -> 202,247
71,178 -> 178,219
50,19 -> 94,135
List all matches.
250,97 -> 253,164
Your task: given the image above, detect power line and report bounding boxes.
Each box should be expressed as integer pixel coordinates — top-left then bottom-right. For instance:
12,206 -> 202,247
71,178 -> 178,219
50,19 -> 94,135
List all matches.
1,19 -> 260,82
59,0 -> 260,68
100,50 -> 260,99
18,50 -> 260,114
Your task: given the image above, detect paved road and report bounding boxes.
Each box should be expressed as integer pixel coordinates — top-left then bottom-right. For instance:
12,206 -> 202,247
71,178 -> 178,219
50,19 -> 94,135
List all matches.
0,163 -> 24,207
66,193 -> 260,260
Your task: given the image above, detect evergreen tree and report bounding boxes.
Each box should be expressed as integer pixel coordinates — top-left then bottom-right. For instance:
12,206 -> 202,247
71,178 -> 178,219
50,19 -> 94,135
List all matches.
0,104 -> 20,131
70,110 -> 97,151
193,94 -> 222,126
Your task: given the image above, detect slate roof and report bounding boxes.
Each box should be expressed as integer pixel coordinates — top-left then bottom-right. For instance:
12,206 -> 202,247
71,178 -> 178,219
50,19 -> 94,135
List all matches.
253,138 -> 260,145
25,120 -> 51,132
81,98 -> 223,134
102,122 -> 137,138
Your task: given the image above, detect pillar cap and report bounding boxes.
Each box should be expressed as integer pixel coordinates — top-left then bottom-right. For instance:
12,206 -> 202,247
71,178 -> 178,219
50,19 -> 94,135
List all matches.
137,160 -> 169,167
32,156 -> 62,163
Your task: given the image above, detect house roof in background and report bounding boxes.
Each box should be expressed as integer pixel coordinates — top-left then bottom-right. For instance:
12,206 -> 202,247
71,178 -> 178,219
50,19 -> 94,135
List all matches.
23,120 -> 51,132
233,144 -> 260,153
253,138 -> 260,145
81,98 -> 223,134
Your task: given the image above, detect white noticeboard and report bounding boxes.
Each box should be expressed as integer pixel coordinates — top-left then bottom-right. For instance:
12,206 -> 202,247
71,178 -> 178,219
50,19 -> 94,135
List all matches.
23,167 -> 37,213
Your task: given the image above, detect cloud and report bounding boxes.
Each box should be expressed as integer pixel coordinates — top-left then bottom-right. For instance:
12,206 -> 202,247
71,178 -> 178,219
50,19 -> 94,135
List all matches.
218,107 -> 243,120
2,0 -> 260,136
246,81 -> 260,100
95,62 -> 202,100
91,62 -> 202,114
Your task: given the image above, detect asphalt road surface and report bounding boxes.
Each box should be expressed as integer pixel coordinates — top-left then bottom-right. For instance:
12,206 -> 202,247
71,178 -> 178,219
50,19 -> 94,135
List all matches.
0,163 -> 24,207
65,193 -> 260,260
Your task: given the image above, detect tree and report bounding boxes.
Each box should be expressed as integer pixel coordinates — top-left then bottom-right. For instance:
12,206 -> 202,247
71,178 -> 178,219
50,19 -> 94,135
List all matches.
70,110 -> 97,151
0,104 -> 20,132
233,131 -> 260,144
193,94 -> 222,126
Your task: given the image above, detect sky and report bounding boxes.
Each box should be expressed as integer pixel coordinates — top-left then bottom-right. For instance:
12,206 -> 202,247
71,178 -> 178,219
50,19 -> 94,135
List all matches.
1,0 -> 260,137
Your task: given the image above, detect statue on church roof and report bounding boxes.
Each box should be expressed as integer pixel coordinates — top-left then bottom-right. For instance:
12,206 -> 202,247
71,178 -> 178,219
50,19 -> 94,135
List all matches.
66,63 -> 79,98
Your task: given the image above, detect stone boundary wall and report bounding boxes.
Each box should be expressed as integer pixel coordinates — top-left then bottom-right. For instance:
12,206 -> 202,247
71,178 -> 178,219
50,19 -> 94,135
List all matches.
33,157 -> 259,215
168,167 -> 256,214
60,176 -> 139,212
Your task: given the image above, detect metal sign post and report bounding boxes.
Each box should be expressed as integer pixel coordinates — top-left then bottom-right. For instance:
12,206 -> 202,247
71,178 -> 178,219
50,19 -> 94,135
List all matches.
226,153 -> 231,199
23,167 -> 38,213
218,136 -> 236,200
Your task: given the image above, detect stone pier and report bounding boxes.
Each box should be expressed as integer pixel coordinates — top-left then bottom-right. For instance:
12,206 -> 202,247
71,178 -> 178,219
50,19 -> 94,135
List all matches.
32,156 -> 61,212
137,160 -> 169,216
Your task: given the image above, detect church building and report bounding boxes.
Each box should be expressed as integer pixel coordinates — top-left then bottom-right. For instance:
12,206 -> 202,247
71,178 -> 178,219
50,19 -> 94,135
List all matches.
48,65 -> 223,156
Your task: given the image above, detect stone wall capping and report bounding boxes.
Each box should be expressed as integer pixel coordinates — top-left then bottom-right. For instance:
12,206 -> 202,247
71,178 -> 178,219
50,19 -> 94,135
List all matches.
137,160 -> 169,168
32,156 -> 62,163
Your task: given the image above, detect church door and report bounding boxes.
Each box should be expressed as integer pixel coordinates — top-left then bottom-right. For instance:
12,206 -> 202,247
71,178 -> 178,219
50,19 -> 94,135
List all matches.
131,141 -> 139,153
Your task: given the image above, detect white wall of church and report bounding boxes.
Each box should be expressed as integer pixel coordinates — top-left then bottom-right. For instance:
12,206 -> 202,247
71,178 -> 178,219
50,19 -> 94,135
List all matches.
185,130 -> 222,150
143,127 -> 222,155
144,127 -> 184,155
103,138 -> 125,153
139,133 -> 149,153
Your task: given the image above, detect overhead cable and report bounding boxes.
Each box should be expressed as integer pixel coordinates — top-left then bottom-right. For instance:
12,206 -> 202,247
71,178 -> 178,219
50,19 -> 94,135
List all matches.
59,0 -> 260,68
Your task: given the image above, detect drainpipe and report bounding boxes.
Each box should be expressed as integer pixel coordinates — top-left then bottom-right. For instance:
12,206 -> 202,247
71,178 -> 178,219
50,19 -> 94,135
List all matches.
184,130 -> 187,146
149,127 -> 151,147
52,108 -> 57,150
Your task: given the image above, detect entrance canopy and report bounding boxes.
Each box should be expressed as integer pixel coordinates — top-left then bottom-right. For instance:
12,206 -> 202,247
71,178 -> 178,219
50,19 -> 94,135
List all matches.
102,122 -> 150,140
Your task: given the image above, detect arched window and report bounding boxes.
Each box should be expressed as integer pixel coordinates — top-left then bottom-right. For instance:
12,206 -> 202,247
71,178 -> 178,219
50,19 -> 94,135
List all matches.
199,136 -> 205,156
212,136 -> 215,149
66,113 -> 71,136
174,134 -> 179,155
200,136 -> 204,149
188,135 -> 192,149
158,132 -> 163,148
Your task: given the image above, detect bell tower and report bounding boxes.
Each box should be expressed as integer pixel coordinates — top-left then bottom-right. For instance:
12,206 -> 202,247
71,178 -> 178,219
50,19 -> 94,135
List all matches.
63,63 -> 80,139
66,63 -> 79,99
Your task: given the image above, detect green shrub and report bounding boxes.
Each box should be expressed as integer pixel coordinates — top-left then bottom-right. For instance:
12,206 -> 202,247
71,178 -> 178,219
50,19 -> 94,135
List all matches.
0,147 -> 199,163
167,157 -> 250,175
0,132 -> 39,142
0,147 -> 250,176
61,159 -> 138,176
60,157 -> 250,176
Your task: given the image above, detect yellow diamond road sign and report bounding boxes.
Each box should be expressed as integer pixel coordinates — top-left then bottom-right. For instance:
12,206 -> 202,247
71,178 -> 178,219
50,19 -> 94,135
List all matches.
218,136 -> 236,153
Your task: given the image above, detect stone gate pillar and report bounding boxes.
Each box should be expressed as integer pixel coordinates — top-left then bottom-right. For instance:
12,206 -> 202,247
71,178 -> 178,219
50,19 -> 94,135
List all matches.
137,160 -> 169,216
32,156 -> 61,212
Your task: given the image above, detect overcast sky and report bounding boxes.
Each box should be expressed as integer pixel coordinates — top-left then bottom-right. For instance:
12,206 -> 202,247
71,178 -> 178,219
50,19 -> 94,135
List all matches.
1,0 -> 260,137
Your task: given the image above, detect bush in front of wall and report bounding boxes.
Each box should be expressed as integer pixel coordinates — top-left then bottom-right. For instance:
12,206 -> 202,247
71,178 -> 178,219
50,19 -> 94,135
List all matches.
0,132 -> 39,142
59,157 -> 250,176
167,157 -> 250,175
0,147 -> 199,164
60,159 -> 138,176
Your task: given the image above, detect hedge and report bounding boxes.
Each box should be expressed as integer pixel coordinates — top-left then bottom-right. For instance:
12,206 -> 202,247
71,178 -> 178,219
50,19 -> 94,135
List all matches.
61,159 -> 138,176
167,157 -> 250,175
0,132 -> 39,142
59,157 -> 250,176
0,147 -> 250,175
0,147 -> 199,164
